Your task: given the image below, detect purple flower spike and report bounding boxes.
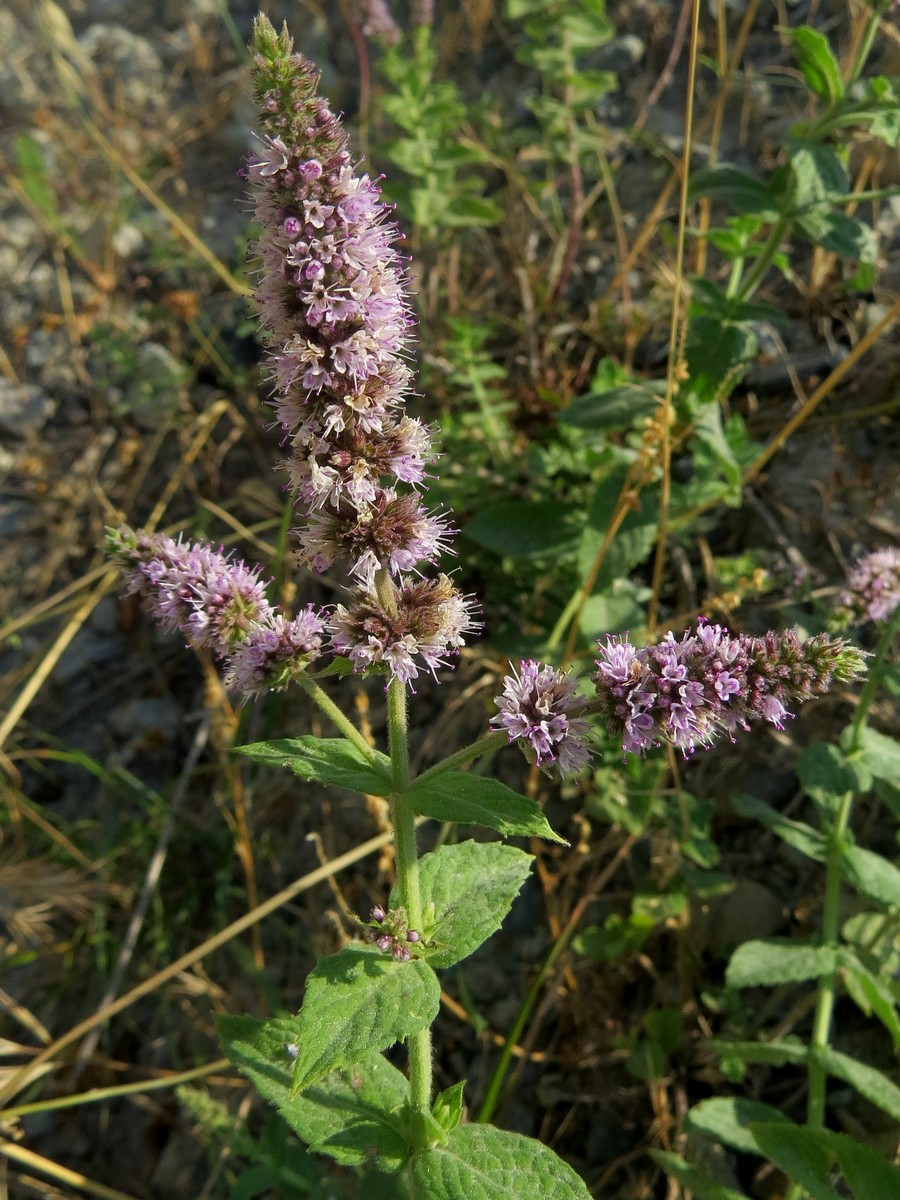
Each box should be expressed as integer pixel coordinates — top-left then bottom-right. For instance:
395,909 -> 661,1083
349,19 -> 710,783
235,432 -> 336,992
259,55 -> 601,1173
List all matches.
593,622 -> 867,759
245,16 -> 467,641
491,660 -> 592,776
107,527 -> 326,695
839,548 -> 900,627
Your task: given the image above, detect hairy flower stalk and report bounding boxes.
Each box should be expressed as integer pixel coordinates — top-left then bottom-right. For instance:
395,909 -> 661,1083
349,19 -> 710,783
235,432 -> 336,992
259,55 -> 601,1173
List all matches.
838,547 -> 900,627
245,15 -> 476,684
593,620 -> 868,757
107,527 -> 326,694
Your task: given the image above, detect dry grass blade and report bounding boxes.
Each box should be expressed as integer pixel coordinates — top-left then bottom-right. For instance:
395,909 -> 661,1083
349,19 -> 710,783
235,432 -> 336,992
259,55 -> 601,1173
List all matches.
0,1140 -> 141,1200
0,827 -> 395,1107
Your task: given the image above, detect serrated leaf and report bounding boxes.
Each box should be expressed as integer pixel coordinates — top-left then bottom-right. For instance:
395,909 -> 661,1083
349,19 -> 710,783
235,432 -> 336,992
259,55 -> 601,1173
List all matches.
649,1150 -> 750,1200
391,841 -> 533,968
748,1123 -> 842,1200
289,946 -> 440,1092
726,939 -> 838,989
216,1015 -> 409,1170
235,737 -> 392,795
410,1123 -> 591,1199
842,844 -> 900,909
685,1097 -> 792,1155
788,27 -> 844,105
730,794 -> 827,861
838,949 -> 900,1048
822,1129 -> 900,1199
709,1039 -> 808,1067
815,1046 -> 900,1122
463,501 -> 581,559
405,773 -> 565,842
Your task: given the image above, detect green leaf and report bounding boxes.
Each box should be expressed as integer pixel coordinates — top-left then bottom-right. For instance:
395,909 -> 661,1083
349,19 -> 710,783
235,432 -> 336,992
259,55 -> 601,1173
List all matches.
685,1097 -> 792,1155
726,939 -> 838,988
748,1123 -> 842,1200
688,165 -> 779,219
410,1123 -> 591,1199
709,1039 -> 808,1067
842,844 -> 900,909
463,501 -> 581,559
15,133 -> 59,220
235,737 -> 392,795
856,726 -> 900,785
798,742 -> 866,815
432,1080 -> 466,1135
578,580 -> 651,638
787,27 -> 844,105
838,949 -> 900,1048
784,142 -> 848,209
391,841 -> 533,968
649,1150 -> 750,1200
691,402 -> 742,494
405,773 -> 565,842
289,946 -> 440,1092
579,470 -> 658,590
558,382 -> 663,431
730,794 -> 827,861
443,195 -> 503,228
216,1015 -> 410,1170
822,1129 -> 900,1199
815,1046 -> 900,1122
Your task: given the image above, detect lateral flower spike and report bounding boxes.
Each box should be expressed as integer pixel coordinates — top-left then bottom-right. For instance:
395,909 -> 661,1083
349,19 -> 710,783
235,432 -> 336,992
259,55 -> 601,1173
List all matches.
593,620 -> 868,758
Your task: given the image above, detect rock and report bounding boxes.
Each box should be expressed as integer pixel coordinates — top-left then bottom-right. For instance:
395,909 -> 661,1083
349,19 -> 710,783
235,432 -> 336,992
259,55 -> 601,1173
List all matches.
108,697 -> 183,741
122,342 -> 186,429
0,381 -> 56,438
584,35 -> 645,74
77,24 -> 166,116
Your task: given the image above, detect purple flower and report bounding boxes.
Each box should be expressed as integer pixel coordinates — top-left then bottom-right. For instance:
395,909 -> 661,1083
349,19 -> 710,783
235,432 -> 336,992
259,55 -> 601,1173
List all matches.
107,527 -> 326,694
594,621 -> 867,758
839,548 -> 900,627
329,575 -> 479,686
491,660 -> 592,776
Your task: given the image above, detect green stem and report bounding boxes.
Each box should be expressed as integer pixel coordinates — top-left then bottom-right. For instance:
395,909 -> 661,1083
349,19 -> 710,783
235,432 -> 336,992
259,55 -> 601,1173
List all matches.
386,675 -> 433,1131
847,7 -> 882,86
414,731 -> 509,786
735,216 -> 790,303
477,919 -> 579,1125
805,612 -> 898,1139
847,609 -> 899,754
806,785 -> 854,1130
295,674 -> 388,774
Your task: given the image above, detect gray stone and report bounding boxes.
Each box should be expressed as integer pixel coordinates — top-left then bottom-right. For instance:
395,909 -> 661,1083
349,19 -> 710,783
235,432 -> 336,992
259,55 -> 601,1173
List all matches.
77,24 -> 166,116
123,342 -> 187,429
109,697 -> 183,740
0,382 -> 56,438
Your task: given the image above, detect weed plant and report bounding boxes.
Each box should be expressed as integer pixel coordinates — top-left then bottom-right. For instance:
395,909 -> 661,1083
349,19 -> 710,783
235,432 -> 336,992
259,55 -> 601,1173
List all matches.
1,3 -> 899,1199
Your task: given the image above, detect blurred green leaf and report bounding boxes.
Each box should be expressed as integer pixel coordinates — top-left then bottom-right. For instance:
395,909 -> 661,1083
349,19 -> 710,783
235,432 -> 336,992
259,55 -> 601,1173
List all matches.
685,1097 -> 792,1155
787,27 -> 844,105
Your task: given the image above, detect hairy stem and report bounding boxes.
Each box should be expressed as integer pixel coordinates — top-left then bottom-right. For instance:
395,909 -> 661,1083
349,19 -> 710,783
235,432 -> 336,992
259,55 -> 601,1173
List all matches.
386,677 -> 433,1132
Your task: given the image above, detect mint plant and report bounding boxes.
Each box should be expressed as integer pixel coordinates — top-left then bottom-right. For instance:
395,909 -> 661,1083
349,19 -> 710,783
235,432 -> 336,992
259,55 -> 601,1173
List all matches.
667,557 -> 900,1200
104,17 -> 875,1198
